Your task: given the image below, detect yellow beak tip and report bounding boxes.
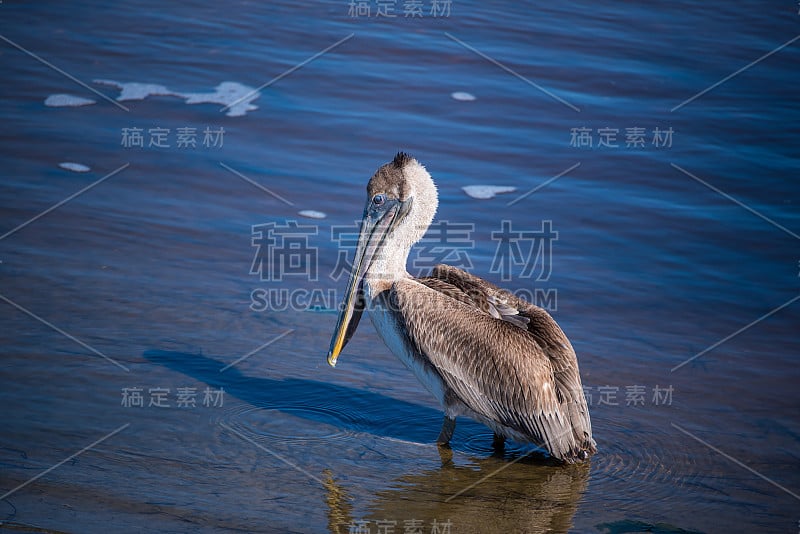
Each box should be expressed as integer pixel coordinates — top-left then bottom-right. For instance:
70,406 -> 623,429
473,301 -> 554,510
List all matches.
327,352 -> 338,368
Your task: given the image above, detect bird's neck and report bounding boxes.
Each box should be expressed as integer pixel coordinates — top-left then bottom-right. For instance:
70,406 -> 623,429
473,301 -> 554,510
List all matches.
364,233 -> 412,294
365,189 -> 437,295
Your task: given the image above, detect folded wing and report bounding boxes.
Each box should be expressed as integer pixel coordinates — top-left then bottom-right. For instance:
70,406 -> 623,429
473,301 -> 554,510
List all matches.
390,264 -> 595,461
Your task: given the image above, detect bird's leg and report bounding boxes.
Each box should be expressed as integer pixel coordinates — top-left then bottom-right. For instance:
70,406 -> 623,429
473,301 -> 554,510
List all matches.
492,433 -> 506,451
437,443 -> 454,466
437,416 -> 456,446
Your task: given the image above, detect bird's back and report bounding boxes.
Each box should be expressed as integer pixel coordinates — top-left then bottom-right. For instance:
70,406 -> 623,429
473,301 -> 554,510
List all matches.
389,264 -> 595,462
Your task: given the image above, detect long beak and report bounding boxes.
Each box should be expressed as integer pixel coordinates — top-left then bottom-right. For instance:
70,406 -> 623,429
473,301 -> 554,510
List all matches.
327,197 -> 410,367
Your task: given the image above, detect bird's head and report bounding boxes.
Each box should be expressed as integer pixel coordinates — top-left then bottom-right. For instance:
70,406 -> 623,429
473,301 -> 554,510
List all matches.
364,151 -> 438,250
327,152 -> 438,367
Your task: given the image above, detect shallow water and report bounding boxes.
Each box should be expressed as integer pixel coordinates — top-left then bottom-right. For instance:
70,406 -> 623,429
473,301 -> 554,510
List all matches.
1,1 -> 798,533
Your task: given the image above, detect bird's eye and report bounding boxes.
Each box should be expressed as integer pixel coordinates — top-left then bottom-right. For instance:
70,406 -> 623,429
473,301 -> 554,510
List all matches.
372,194 -> 386,206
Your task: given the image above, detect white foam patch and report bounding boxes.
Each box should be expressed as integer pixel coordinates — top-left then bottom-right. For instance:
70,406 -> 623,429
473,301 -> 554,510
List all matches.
58,162 -> 91,173
451,91 -> 476,101
462,185 -> 517,199
94,79 -> 177,101
182,82 -> 259,117
298,209 -> 327,219
45,94 -> 96,107
93,79 -> 260,117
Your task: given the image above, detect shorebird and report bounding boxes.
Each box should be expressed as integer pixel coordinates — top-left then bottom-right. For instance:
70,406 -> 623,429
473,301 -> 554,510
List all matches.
327,152 -> 595,462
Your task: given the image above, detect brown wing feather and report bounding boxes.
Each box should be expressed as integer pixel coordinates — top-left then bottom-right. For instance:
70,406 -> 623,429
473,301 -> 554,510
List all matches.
420,268 -> 530,329
393,265 -> 595,461
432,265 -> 590,413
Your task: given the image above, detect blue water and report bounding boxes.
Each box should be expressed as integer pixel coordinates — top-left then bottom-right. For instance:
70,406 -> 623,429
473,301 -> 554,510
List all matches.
1,1 -> 798,532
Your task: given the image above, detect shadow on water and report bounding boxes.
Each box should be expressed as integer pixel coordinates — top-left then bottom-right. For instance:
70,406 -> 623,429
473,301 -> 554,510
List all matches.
325,459 -> 591,534
146,349 -> 603,533
143,349 -> 446,443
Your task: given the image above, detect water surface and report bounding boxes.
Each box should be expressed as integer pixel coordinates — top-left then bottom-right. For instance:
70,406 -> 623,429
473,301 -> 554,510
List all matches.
1,1 -> 798,532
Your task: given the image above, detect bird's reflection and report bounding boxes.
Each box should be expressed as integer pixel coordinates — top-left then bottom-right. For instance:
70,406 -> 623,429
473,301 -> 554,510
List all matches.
324,469 -> 355,534
325,454 -> 590,534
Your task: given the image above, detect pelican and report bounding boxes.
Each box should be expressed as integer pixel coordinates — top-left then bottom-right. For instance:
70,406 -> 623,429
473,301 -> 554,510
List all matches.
327,152 -> 596,462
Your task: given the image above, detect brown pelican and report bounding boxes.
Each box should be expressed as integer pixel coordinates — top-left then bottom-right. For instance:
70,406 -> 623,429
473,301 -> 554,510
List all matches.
327,152 -> 596,462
